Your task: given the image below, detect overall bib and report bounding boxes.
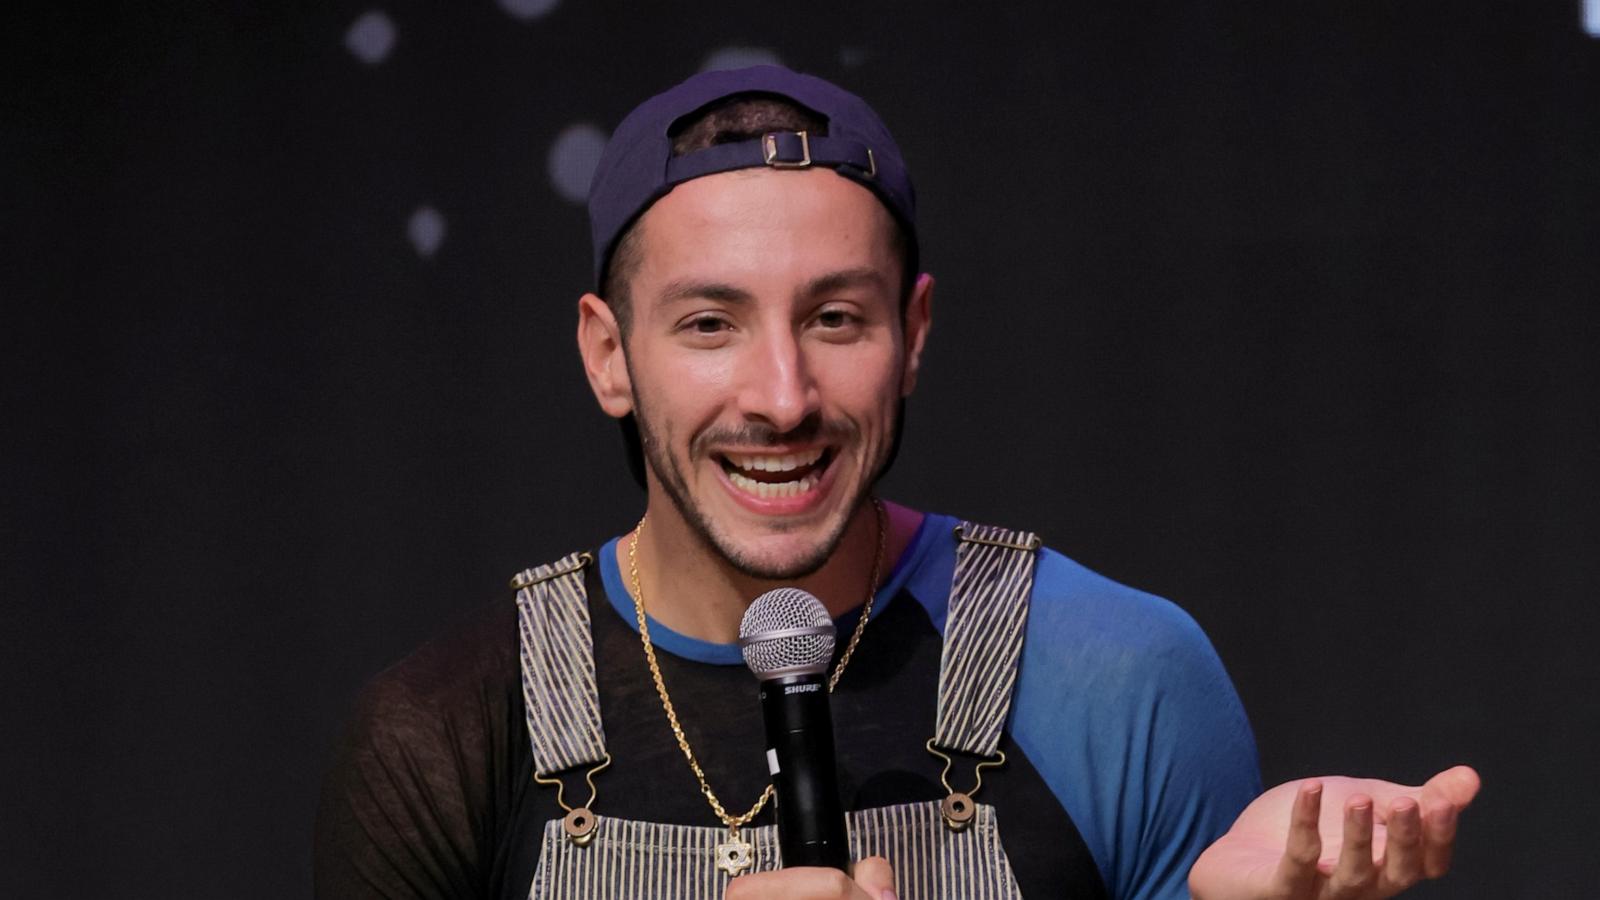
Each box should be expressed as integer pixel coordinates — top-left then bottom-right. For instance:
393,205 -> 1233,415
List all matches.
509,523 -> 1040,900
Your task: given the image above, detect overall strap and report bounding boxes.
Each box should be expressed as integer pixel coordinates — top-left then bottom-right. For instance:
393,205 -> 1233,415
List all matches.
510,551 -> 609,777
932,523 -> 1042,758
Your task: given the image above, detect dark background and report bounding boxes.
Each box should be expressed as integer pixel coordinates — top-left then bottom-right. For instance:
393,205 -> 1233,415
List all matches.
6,1 -> 1597,896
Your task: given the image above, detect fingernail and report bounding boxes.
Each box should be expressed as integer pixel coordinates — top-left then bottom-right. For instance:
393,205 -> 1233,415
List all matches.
881,891 -> 898,900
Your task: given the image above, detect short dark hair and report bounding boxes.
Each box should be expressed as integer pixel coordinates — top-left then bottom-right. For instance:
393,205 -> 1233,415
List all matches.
599,93 -> 917,336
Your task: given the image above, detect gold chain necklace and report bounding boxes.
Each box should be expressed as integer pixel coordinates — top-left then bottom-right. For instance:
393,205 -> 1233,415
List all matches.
627,497 -> 886,875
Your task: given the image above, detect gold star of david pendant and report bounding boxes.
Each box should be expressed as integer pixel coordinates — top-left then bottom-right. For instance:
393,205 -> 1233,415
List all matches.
715,833 -> 753,876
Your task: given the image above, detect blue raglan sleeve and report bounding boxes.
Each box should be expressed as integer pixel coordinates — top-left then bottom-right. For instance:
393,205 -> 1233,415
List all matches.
1007,549 -> 1262,900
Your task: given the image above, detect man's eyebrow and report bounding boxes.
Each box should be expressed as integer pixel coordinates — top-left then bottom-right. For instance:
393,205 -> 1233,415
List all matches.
655,268 -> 887,306
657,279 -> 754,305
799,267 -> 889,298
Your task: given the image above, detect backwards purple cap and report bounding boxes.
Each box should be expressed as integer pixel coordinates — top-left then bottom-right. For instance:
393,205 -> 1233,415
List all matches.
586,65 -> 917,290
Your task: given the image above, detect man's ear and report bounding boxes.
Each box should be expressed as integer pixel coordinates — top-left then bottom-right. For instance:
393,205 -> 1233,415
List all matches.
577,293 -> 634,418
900,273 -> 934,397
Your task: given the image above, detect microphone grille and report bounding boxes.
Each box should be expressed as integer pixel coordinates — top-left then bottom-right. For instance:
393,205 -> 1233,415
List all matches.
738,587 -> 836,677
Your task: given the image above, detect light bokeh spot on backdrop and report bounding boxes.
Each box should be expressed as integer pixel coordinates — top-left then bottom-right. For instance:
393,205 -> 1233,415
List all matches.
407,206 -> 447,258
838,46 -> 869,68
548,124 -> 609,204
498,0 -> 563,22
700,46 -> 783,72
344,10 -> 397,65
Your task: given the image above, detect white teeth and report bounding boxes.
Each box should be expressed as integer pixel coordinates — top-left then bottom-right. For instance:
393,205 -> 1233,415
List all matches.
727,470 -> 820,499
727,448 -> 824,473
722,448 -> 827,501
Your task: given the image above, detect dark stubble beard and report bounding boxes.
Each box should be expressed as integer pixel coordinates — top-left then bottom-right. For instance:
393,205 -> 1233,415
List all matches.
631,392 -> 891,582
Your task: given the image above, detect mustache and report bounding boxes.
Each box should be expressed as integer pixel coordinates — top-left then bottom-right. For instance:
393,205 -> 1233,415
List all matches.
692,414 -> 857,454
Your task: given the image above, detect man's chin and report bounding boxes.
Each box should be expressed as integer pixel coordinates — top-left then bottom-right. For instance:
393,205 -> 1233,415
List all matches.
658,460 -> 869,583
706,479 -> 883,583
715,536 -> 835,582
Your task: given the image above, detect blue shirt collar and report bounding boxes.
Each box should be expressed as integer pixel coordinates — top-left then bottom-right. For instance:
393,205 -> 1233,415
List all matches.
596,512 -> 944,665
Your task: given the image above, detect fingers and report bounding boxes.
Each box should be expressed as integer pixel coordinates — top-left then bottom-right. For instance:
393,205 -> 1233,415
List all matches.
1419,765 -> 1479,878
852,856 -> 897,900
725,861 -> 897,900
1378,797 -> 1424,894
1326,794 -> 1378,897
725,867 -> 855,899
1271,779 -> 1325,896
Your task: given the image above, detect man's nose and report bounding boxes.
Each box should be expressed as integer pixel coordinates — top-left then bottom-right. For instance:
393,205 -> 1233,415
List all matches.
736,328 -> 820,435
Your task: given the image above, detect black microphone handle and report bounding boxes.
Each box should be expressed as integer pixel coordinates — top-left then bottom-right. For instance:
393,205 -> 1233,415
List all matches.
758,671 -> 849,870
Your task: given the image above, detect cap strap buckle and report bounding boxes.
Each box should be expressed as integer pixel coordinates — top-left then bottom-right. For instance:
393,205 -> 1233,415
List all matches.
762,130 -> 812,168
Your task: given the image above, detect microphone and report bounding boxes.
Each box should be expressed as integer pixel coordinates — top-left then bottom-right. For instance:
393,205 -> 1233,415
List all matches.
738,588 -> 849,871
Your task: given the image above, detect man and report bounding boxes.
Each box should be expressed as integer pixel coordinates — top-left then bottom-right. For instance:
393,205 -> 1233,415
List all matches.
315,66 -> 1476,899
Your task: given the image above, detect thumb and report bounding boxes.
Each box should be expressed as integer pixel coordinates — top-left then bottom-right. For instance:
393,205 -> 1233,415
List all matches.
851,856 -> 897,900
1361,766 -> 1480,822
1420,765 -> 1481,812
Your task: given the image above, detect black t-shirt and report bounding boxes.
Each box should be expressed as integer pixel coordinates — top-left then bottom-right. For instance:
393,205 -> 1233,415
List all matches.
314,562 -> 1106,898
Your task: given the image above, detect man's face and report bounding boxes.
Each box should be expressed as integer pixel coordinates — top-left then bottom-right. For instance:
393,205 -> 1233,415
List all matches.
597,168 -> 927,580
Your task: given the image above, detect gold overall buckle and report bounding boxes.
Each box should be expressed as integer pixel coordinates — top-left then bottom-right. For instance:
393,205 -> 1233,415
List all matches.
925,739 -> 1008,832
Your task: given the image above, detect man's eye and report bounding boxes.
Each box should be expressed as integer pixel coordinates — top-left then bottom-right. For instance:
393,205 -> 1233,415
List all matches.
816,309 -> 856,328
687,316 -> 729,334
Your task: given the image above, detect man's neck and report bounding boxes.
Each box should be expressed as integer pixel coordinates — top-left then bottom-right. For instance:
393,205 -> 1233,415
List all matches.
614,499 -> 925,644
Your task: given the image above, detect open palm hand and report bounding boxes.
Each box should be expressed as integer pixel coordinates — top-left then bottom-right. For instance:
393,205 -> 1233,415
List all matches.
1190,766 -> 1480,900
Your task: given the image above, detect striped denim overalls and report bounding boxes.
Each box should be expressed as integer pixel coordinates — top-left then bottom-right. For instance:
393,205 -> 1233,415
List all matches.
510,523 -> 1040,900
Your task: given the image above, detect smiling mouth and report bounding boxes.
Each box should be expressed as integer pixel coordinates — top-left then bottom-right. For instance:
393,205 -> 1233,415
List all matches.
717,447 -> 834,499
